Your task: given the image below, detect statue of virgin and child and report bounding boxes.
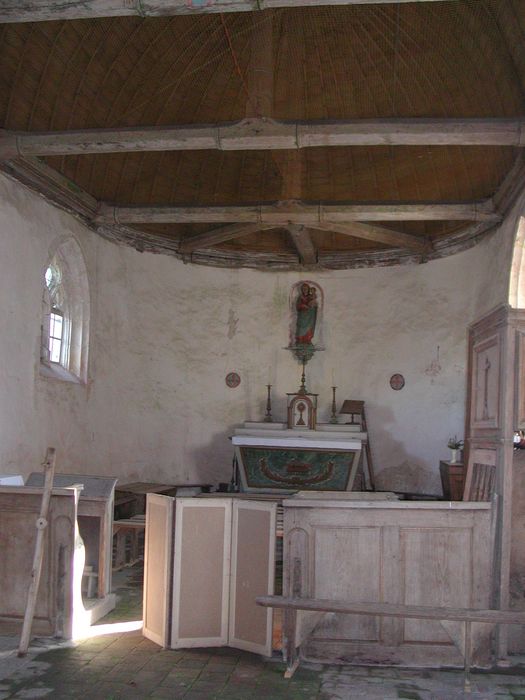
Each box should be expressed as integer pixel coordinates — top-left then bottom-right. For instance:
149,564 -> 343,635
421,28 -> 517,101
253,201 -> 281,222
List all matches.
295,283 -> 318,346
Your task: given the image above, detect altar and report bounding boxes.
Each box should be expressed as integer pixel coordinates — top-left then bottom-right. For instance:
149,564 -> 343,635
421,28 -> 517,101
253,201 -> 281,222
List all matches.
232,422 -> 367,492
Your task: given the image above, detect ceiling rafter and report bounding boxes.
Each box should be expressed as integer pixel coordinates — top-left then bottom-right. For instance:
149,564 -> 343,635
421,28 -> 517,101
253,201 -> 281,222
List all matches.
0,155 -> 500,269
179,222 -> 274,253
287,225 -> 317,264
95,217 -> 497,269
312,221 -> 429,252
179,220 -> 429,256
0,0 -> 462,24
1,118 -> 524,158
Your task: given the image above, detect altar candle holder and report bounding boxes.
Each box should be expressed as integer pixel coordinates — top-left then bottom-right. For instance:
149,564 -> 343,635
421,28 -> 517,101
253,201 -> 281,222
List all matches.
330,386 -> 338,424
264,384 -> 273,422
299,359 -> 307,395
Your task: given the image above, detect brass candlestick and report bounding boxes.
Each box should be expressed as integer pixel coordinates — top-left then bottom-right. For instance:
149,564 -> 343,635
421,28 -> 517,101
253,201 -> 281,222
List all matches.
299,359 -> 307,395
264,384 -> 273,422
330,386 -> 338,423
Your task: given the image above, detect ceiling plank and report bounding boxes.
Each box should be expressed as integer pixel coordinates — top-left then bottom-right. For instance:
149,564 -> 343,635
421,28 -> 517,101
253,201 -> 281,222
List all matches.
178,222 -> 274,253
0,1 -> 462,24
312,221 -> 428,252
96,200 -> 501,225
288,225 -> 317,264
2,118 -> 524,158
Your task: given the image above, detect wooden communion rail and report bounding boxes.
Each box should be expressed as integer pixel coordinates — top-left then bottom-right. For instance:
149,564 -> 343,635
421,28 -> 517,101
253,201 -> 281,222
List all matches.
256,595 -> 525,689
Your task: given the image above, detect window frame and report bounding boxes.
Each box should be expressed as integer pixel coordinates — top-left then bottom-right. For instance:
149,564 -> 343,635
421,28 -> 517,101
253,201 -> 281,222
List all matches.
39,238 -> 90,385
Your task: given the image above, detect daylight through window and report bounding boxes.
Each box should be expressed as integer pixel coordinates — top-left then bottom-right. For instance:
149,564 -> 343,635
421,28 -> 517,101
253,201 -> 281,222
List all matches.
40,239 -> 90,383
48,308 -> 64,363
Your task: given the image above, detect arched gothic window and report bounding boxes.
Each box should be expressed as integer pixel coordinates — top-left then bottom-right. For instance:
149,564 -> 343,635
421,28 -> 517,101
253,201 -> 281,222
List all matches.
40,238 -> 90,383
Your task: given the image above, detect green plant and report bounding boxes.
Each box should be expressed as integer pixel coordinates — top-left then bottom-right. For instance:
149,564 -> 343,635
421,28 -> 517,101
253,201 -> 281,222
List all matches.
447,436 -> 464,450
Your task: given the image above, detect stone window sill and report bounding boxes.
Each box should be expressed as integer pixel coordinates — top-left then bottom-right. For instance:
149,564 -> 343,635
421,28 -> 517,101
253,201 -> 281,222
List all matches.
39,361 -> 83,385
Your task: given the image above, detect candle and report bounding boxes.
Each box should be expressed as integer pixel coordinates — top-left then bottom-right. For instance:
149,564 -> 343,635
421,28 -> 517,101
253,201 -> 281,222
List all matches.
331,368 -> 335,386
268,366 -> 272,384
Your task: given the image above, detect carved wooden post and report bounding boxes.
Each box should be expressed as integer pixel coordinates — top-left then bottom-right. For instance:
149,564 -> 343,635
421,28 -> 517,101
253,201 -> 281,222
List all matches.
18,447 -> 56,656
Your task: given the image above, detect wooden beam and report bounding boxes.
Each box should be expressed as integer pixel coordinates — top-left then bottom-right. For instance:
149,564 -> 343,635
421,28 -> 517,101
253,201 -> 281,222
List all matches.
288,225 -> 317,264
178,222 -> 273,253
2,118 -> 524,157
96,199 -> 501,225
313,221 -> 428,251
0,1 -> 462,24
0,156 -> 98,220
97,217 -> 496,269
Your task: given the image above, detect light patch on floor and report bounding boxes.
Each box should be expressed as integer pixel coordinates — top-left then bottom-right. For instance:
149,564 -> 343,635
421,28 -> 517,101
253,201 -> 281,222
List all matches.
76,619 -> 143,640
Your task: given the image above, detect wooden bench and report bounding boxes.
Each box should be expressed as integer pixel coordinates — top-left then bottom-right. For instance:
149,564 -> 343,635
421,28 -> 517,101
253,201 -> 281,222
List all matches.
113,517 -> 145,570
257,595 -> 525,687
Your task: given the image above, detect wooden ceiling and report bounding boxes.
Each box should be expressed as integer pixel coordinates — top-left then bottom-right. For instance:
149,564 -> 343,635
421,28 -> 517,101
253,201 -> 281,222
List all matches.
0,0 -> 524,269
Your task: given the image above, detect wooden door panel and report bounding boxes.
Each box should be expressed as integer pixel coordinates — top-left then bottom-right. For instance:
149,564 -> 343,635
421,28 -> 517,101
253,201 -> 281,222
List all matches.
401,528 -> 471,644
143,494 -> 174,648
313,526 -> 381,641
229,500 -> 276,656
171,499 -> 232,648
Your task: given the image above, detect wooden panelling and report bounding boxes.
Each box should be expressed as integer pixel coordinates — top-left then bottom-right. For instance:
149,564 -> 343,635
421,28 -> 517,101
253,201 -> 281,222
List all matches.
0,487 -> 76,637
229,501 -> 277,656
515,330 -> 525,429
313,527 -> 381,642
471,334 -> 501,429
283,500 -> 492,666
464,305 -> 518,657
469,464 -> 496,502
172,500 -> 231,647
401,528 -> 471,643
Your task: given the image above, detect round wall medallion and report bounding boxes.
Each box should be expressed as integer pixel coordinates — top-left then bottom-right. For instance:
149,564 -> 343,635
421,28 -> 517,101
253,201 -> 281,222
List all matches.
390,373 -> 405,391
225,372 -> 241,388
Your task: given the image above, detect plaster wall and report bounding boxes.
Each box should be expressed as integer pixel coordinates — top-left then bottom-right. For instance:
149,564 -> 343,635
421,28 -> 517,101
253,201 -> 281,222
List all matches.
0,173 -> 95,475
0,173 -> 518,493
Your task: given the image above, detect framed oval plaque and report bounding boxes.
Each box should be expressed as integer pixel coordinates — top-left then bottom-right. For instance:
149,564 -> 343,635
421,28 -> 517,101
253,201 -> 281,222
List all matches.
390,373 -> 405,391
225,372 -> 241,388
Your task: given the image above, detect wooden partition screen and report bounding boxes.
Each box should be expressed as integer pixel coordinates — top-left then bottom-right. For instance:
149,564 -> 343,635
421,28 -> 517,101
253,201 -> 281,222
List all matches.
143,496 -> 277,654
464,305 -> 525,658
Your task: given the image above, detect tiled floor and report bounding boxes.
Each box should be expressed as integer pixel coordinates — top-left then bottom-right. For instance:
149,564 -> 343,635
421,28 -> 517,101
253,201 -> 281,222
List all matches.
1,564 -> 525,699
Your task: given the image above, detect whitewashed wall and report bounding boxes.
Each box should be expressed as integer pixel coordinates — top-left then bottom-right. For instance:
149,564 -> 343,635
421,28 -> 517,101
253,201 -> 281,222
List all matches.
0,173 -> 519,493
0,174 -> 96,475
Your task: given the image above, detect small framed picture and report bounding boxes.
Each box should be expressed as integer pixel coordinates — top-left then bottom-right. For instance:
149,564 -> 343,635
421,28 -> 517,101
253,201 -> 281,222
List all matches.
390,373 -> 405,391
